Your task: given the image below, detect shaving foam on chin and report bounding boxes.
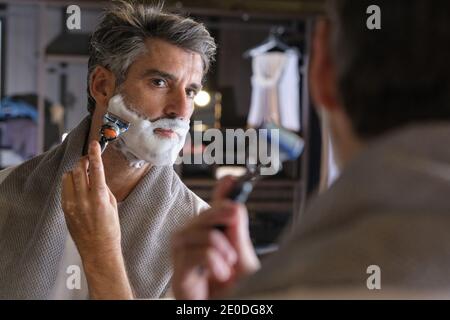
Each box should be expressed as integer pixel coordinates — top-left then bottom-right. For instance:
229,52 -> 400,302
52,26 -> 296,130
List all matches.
106,94 -> 190,168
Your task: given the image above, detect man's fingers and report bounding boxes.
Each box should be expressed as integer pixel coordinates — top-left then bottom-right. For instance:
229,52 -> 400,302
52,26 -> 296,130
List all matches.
172,229 -> 238,266
206,248 -> 233,282
88,140 -> 107,194
212,176 -> 237,203
61,172 -> 80,231
72,157 -> 89,201
61,172 -> 75,211
185,201 -> 240,229
175,247 -> 233,283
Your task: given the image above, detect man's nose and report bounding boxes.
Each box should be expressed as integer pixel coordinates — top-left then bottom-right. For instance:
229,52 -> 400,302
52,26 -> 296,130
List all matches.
163,88 -> 192,120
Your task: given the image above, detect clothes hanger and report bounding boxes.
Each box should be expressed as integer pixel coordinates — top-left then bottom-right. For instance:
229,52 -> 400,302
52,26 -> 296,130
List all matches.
243,26 -> 292,58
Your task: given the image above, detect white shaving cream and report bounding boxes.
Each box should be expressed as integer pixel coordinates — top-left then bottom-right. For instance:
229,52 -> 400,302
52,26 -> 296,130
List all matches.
106,94 -> 190,167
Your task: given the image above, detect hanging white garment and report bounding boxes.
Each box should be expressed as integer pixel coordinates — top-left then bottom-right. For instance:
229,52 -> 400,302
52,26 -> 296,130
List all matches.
247,50 -> 300,131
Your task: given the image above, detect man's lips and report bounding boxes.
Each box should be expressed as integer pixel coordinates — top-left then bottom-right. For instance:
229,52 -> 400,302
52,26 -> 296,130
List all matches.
154,128 -> 176,138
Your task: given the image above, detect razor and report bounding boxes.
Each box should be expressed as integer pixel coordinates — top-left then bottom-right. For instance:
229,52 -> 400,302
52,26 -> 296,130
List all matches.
215,123 -> 305,232
99,112 -> 130,153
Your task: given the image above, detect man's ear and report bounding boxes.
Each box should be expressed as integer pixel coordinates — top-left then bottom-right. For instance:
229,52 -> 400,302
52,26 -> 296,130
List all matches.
309,18 -> 340,113
89,66 -> 116,113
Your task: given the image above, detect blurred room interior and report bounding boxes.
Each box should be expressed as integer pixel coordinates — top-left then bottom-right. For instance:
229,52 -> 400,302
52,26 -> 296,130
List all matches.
0,0 -> 326,259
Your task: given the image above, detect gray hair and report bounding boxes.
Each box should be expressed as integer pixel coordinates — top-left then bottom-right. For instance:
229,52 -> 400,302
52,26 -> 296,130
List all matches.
87,0 -> 217,114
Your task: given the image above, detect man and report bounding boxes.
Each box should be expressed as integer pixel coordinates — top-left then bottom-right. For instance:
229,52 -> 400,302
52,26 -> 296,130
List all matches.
37,0 -> 450,299
171,0 -> 450,299
0,0 -> 215,299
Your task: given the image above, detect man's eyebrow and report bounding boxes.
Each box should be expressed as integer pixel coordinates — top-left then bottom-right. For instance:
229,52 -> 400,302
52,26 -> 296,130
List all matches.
141,69 -> 176,81
141,68 -> 203,90
189,83 -> 202,91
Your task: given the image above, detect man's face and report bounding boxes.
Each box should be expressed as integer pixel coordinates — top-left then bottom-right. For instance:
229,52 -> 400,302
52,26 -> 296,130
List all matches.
101,38 -> 204,166
118,38 -> 203,130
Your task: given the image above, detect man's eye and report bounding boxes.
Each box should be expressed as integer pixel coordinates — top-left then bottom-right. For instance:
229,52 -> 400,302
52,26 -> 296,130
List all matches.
152,79 -> 167,87
186,89 -> 197,99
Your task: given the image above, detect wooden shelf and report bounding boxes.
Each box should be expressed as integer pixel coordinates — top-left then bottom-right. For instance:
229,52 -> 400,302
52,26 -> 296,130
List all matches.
185,177 -> 302,214
183,177 -> 301,188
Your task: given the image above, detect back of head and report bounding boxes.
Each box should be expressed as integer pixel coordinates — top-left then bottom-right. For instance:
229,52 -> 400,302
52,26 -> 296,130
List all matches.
327,0 -> 450,139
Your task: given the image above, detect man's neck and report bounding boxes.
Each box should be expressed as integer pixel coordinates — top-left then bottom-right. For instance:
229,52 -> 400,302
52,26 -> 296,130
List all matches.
101,145 -> 152,202
328,110 -> 365,171
85,136 -> 151,202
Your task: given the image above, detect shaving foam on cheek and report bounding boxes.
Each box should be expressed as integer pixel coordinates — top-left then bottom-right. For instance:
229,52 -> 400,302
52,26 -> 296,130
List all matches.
107,95 -> 140,126
106,94 -> 190,167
